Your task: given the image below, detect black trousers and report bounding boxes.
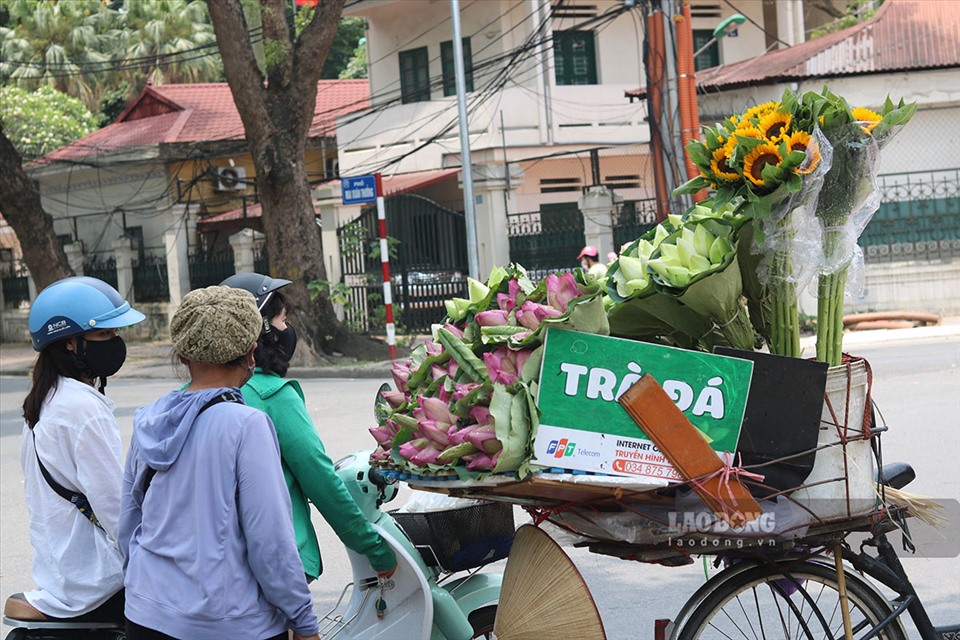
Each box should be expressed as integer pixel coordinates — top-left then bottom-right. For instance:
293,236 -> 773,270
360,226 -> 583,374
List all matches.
126,620 -> 288,640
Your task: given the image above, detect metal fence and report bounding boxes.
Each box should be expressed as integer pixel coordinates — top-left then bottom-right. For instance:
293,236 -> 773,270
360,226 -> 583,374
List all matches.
133,255 -> 169,302
862,168 -> 960,262
613,198 -> 659,250
84,256 -> 118,290
1,260 -> 30,308
507,203 -> 584,278
189,249 -> 234,290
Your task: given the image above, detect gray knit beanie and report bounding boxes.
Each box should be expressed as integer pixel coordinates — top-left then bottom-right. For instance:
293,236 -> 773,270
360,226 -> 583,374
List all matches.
170,286 -> 262,364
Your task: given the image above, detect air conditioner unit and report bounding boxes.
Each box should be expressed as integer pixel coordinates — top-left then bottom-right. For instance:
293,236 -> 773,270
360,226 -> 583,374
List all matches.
216,166 -> 246,191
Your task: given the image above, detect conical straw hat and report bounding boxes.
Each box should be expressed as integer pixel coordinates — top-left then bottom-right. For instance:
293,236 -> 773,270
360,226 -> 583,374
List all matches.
494,524 -> 606,639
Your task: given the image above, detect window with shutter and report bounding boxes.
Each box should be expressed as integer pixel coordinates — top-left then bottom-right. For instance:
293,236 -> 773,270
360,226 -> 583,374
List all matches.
553,30 -> 598,85
441,38 -> 474,96
399,47 -> 431,104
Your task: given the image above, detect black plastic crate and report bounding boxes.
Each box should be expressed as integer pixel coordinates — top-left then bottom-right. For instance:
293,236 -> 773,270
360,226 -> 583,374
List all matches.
392,501 -> 515,573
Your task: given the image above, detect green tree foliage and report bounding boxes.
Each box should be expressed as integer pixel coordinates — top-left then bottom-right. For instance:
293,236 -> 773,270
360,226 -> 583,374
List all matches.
0,85 -> 97,160
117,0 -> 222,86
808,0 -> 883,40
322,17 -> 365,79
0,0 -> 113,109
340,37 -> 368,80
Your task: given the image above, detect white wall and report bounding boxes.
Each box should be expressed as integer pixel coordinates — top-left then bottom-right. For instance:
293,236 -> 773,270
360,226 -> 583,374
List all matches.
339,0 -> 653,176
32,160 -> 178,259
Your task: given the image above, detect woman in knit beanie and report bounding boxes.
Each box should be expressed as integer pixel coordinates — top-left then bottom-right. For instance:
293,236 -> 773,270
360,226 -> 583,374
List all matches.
119,286 -> 320,640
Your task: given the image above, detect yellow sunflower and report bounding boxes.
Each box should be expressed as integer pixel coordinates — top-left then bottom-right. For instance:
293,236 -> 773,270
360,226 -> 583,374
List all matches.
710,147 -> 740,182
788,131 -> 822,175
743,101 -> 779,122
759,111 -> 792,141
743,143 -> 782,187
733,125 -> 765,141
852,106 -> 882,133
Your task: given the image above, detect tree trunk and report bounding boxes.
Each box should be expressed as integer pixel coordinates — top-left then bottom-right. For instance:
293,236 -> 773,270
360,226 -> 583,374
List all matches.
207,0 -> 388,361
0,130 -> 74,289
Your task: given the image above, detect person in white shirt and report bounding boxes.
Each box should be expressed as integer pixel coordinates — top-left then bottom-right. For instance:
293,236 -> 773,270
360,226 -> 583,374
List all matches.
3,276 -> 144,624
578,245 -> 608,281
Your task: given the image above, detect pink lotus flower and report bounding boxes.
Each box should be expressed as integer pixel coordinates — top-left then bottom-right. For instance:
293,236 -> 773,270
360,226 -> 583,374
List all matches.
448,425 -> 479,447
418,420 -> 451,447
443,323 -> 464,339
381,390 -> 407,409
398,438 -> 430,460
468,405 -> 492,426
369,425 -> 396,448
466,452 -> 500,471
452,382 -> 481,402
416,396 -> 457,427
464,425 -> 502,454
497,279 -> 522,312
546,273 -> 580,313
431,364 -> 448,381
476,309 -> 509,327
392,362 -> 411,391
515,300 -> 562,331
425,342 -> 443,357
483,346 -> 532,386
371,449 -> 390,461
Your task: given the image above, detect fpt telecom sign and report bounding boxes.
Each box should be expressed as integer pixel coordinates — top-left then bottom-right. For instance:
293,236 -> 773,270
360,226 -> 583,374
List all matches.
534,329 -> 754,483
341,174 -> 378,205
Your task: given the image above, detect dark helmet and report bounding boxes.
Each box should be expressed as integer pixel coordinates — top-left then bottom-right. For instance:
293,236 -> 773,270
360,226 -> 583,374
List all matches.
219,273 -> 292,312
29,276 -> 145,351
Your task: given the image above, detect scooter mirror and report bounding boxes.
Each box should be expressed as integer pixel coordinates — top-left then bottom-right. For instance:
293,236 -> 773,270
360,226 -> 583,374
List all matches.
374,382 -> 392,423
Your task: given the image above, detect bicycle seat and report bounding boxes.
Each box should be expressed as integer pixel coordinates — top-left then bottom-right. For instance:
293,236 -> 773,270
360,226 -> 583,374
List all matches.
3,593 -> 49,621
876,462 -> 915,490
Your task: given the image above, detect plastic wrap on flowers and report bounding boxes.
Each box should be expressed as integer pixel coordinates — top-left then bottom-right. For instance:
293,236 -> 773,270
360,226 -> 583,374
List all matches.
814,93 -> 916,365
369,265 -> 605,478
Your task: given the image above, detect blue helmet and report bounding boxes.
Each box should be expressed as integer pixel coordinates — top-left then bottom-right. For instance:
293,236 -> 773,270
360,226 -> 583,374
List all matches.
29,276 -> 146,351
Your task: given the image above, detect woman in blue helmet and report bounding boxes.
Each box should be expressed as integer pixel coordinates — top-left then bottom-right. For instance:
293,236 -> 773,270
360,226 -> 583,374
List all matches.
3,276 -> 144,624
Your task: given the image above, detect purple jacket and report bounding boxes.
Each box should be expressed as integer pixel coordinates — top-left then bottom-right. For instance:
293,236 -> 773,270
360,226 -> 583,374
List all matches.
120,387 -> 319,639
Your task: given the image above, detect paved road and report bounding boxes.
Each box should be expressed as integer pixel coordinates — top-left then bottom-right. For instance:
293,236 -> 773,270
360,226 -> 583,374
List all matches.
1,336 -> 957,638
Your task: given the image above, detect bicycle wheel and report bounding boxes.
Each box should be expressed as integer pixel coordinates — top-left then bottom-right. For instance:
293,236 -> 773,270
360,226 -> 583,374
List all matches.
676,560 -> 907,640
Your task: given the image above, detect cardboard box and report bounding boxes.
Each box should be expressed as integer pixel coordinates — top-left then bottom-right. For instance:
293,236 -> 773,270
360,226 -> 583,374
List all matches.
532,329 -> 754,483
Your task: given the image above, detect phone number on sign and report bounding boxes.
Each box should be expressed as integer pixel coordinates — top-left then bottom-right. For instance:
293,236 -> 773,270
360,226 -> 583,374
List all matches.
612,459 -> 683,480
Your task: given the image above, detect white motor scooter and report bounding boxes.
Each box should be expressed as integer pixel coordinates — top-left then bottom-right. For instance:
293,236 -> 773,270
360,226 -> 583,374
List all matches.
319,452 -> 506,639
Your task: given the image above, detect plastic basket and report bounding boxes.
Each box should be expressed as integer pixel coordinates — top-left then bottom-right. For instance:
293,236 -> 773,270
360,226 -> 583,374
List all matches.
392,501 -> 515,573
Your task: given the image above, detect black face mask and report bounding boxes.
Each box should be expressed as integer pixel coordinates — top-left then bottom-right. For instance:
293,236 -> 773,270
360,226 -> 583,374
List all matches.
75,335 -> 128,380
274,323 -> 297,362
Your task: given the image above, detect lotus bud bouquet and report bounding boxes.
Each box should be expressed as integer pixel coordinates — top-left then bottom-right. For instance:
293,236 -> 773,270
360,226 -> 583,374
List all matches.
606,204 -> 754,351
369,265 -> 609,477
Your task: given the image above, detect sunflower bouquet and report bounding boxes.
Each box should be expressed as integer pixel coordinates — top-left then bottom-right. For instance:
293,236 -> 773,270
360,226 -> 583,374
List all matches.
813,90 -> 916,365
676,88 -> 831,357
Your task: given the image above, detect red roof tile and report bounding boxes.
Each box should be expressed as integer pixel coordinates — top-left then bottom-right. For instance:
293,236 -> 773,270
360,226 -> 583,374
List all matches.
626,0 -> 960,99
39,80 -> 370,162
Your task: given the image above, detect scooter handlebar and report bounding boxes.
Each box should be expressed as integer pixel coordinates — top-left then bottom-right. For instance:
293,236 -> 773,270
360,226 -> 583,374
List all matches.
368,467 -> 396,490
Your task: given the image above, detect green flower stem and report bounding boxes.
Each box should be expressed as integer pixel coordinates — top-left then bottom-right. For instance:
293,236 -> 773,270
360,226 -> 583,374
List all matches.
719,304 -> 756,352
767,243 -> 800,357
816,268 -> 847,366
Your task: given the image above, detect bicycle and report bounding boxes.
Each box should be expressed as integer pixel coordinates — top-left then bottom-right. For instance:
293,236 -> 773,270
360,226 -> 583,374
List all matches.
660,461 -> 960,640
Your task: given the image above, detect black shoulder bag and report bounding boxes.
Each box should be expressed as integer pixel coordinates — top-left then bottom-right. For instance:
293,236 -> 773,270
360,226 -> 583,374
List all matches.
33,391 -> 243,528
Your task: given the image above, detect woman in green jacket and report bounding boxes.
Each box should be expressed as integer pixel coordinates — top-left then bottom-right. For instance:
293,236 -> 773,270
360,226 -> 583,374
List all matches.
221,273 -> 396,581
